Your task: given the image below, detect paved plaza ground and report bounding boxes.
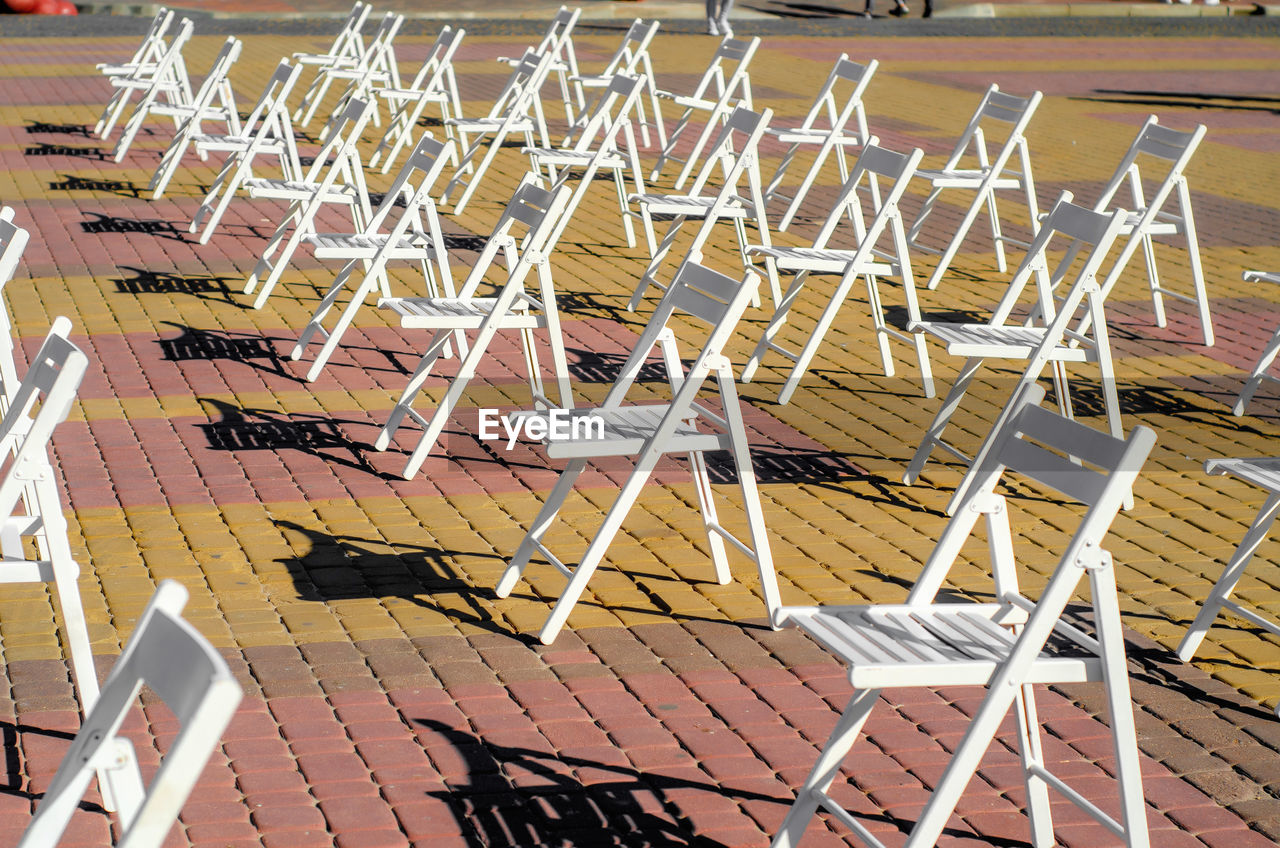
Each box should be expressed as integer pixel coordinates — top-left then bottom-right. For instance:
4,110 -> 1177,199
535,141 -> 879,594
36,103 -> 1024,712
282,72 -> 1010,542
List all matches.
1,8 -> 1280,848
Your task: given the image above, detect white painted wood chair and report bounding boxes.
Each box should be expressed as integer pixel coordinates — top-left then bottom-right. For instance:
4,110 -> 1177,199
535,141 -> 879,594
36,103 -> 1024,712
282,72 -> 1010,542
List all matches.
1178,459 -> 1280,674
18,581 -> 243,848
96,16 -> 193,143
565,18 -> 663,148
368,25 -> 465,175
0,316 -> 146,812
626,105 -> 776,310
772,384 -> 1156,848
441,49 -> 557,215
1090,116 -> 1212,345
292,134 -> 458,382
497,5 -> 582,125
524,72 -> 648,250
376,179 -> 574,479
308,11 -> 405,139
146,36 -> 243,197
96,7 -> 174,81
903,194 -> 1129,515
242,97 -> 376,310
291,1 -> 372,124
496,260 -> 783,645
764,54 -> 877,232
0,207 -> 31,404
1232,270 -> 1280,416
907,84 -> 1042,291
741,140 -> 933,404
187,59 -> 306,244
650,36 -> 760,190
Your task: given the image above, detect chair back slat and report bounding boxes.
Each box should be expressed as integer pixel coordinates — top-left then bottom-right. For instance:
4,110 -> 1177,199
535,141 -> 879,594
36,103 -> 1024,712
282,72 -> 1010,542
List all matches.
984,88 -> 1037,122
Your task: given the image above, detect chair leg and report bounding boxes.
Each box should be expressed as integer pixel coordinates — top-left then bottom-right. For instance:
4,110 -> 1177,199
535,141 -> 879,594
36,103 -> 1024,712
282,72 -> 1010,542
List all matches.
864,273 -> 896,379
1233,327 -> 1280,416
497,457 -> 590,596
688,450 -> 732,585
776,265 -> 864,405
984,183 -> 1008,274
628,214 -> 689,311
1013,685 -> 1055,848
742,271 -> 809,384
1142,233 -> 1166,329
772,688 -> 881,848
300,270 -> 382,383
1178,493 -> 1280,662
902,356 -> 984,485
1179,182 -> 1214,346
923,184 -> 995,291
376,329 -> 453,450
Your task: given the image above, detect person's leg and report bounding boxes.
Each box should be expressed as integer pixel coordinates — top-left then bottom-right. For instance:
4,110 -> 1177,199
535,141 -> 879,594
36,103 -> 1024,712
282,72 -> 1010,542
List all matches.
706,0 -> 721,34
718,0 -> 735,36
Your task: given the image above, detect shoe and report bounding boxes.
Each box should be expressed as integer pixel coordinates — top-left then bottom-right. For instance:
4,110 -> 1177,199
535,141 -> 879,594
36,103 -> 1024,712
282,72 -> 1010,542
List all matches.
707,16 -> 720,35
889,2 -> 909,15
718,17 -> 733,37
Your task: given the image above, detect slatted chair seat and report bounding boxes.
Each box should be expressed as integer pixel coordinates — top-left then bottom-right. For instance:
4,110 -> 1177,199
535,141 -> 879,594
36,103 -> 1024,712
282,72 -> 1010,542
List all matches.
384,295 -> 535,327
497,259 -> 783,645
742,140 -> 932,404
768,386 -> 1157,848
764,54 -> 877,232
307,231 -> 430,259
914,322 -> 1094,361
247,178 -> 363,203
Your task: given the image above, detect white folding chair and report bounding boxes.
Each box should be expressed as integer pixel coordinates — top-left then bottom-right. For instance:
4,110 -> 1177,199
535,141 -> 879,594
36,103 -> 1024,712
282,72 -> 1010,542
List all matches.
741,141 -> 933,404
368,25 -> 465,175
524,72 -> 648,250
1178,459 -> 1280,674
1090,116 -> 1212,345
772,385 -> 1156,848
441,49 -> 557,215
18,581 -> 243,848
497,5 -> 582,125
242,97 -> 376,310
0,208 -> 31,403
565,18 -> 663,148
96,17 -> 194,143
146,36 -> 243,196
187,59 -> 306,245
626,105 -> 776,310
1232,270 -> 1280,416
307,11 -> 405,138
907,84 -> 1042,291
903,194 -> 1129,515
496,260 -> 783,645
649,36 -> 759,190
292,134 -> 458,382
96,7 -> 174,80
763,54 -> 877,232
377,179 -> 574,479
291,0 -> 372,124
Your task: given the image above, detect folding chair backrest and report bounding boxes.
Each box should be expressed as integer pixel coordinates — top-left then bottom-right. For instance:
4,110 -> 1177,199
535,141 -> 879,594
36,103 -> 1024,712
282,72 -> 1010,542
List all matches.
455,176 -> 570,301
104,6 -> 174,71
604,260 -> 760,408
600,18 -> 659,79
685,104 -> 770,197
796,53 -> 876,139
533,5 -> 580,69
403,24 -> 464,106
370,134 -> 456,235
311,0 -> 371,64
18,581 -> 243,848
487,48 -> 557,121
688,36 -> 757,109
810,140 -> 922,253
187,37 -> 242,120
304,96 -> 373,189
238,59 -> 304,145
941,83 -> 1041,170
569,72 -> 646,154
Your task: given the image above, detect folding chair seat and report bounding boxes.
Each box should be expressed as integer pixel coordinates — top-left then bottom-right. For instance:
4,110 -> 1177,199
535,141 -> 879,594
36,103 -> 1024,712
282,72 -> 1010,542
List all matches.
242,97 -> 376,310
291,1 -> 373,123
1232,270 -> 1280,416
741,141 -> 933,404
496,260 -> 784,645
440,49 -> 557,215
18,581 -> 243,848
771,385 -> 1156,848
1088,116 -> 1212,345
96,7 -> 175,80
564,18 -> 663,149
626,105 -> 777,311
95,16 -> 194,143
524,72 -> 649,250
304,11 -> 405,138
1176,458 -> 1280,682
376,178 -> 574,479
907,84 -> 1042,291
368,25 -> 465,175
903,193 -> 1129,515
187,59 -> 306,244
146,36 -> 244,196
649,36 -> 759,190
763,54 -> 877,232
292,134 -> 458,382
497,5 -> 582,126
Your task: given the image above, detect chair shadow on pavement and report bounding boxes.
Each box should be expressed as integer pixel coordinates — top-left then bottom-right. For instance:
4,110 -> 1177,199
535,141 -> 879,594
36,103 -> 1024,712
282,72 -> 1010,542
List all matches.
1076,90 -> 1280,114
48,173 -> 141,199
159,322 -> 296,379
113,267 -> 239,303
80,212 -> 186,241
197,397 -> 382,476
